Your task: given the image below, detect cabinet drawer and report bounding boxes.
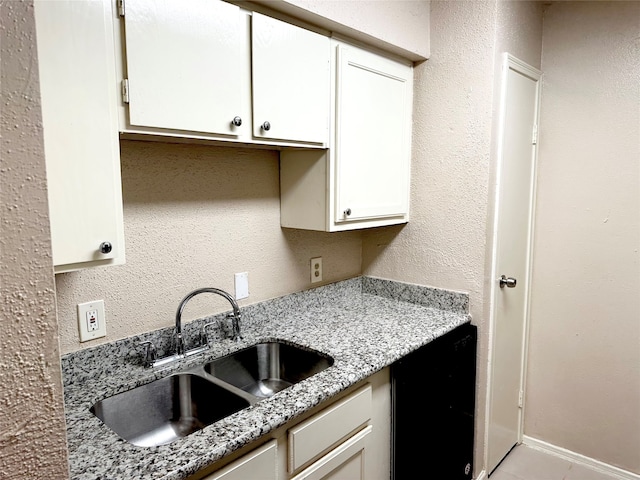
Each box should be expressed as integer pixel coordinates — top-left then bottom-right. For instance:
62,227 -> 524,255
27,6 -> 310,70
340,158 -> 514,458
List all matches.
290,425 -> 372,480
288,384 -> 372,472
202,440 -> 277,480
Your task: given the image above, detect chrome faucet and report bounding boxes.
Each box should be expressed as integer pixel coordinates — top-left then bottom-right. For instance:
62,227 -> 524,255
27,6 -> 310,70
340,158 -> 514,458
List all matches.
141,287 -> 241,368
175,287 -> 242,351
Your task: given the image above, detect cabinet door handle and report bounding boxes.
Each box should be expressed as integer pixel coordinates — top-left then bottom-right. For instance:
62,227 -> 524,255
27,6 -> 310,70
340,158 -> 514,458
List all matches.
261,121 -> 271,131
344,208 -> 352,217
99,242 -> 113,254
232,116 -> 242,127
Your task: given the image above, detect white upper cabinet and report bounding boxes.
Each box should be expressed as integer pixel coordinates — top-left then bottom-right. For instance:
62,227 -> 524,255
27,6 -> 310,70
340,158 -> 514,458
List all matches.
251,12 -> 330,144
280,40 -> 413,232
118,0 -> 329,147
334,43 -> 412,224
35,0 -> 125,273
123,0 -> 244,137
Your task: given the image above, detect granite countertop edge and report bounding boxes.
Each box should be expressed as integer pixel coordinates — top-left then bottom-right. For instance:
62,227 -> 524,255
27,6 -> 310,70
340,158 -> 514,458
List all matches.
62,276 -> 471,480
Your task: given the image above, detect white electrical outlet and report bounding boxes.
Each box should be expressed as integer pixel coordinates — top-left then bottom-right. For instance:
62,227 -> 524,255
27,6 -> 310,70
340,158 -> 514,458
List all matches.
78,300 -> 106,342
235,272 -> 249,300
311,257 -> 322,283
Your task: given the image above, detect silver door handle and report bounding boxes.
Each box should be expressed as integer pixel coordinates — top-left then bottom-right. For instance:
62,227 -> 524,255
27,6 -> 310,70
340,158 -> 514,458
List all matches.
499,275 -> 517,288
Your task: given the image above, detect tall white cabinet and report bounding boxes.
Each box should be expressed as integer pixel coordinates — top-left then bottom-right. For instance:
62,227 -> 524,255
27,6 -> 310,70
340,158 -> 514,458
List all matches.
34,0 -> 125,273
280,40 -> 413,232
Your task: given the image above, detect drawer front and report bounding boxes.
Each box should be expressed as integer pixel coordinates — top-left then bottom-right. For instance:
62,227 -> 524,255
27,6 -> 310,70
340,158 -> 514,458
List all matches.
288,384 -> 372,472
290,425 -> 372,480
203,440 -> 277,480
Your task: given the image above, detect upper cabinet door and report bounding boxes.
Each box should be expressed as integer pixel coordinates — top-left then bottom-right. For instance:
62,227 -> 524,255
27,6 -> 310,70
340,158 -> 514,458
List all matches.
35,0 -> 125,273
251,12 -> 330,145
334,44 -> 412,223
123,0 -> 245,136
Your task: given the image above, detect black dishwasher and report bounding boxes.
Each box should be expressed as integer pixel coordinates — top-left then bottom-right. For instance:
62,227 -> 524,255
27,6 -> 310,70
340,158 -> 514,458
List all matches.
391,322 -> 477,480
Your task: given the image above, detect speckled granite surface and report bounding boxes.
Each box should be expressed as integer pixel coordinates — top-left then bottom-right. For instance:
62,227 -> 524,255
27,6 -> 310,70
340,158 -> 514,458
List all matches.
62,276 -> 470,480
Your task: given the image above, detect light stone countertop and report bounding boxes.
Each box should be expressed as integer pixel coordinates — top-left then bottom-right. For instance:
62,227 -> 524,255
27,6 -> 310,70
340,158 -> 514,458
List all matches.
62,276 -> 471,480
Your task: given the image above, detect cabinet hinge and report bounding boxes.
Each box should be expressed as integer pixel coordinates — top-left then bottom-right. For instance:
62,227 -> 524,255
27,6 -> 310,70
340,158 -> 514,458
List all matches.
117,0 -> 125,17
518,389 -> 524,408
532,123 -> 538,145
121,79 -> 130,104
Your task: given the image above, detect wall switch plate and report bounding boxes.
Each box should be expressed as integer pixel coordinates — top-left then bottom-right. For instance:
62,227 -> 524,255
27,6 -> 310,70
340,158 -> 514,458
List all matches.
78,300 -> 106,342
311,257 -> 322,283
235,272 -> 249,300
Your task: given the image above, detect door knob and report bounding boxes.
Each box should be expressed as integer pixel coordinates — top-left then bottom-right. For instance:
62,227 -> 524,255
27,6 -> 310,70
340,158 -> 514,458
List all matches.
499,275 -> 517,288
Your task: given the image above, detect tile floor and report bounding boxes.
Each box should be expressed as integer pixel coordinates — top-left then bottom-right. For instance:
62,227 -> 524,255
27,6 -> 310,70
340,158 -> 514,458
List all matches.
490,444 -> 627,480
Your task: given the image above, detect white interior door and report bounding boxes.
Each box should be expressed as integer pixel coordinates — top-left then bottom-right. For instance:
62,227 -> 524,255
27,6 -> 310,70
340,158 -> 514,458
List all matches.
487,54 -> 541,474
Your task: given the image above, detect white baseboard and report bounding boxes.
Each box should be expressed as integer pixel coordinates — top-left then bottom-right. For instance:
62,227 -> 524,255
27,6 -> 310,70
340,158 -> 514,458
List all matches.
522,435 -> 640,480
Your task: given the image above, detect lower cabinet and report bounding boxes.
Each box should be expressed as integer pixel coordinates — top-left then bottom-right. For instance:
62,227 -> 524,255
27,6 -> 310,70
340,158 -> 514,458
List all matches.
290,426 -> 372,480
192,369 -> 390,480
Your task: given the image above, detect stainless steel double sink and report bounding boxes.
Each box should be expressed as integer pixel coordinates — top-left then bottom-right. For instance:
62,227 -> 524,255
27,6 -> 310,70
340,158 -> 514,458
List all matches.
90,340 -> 333,447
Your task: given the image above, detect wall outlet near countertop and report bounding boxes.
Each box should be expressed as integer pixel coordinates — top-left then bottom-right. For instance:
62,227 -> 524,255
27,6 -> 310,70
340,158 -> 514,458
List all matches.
311,257 -> 322,283
78,300 -> 106,342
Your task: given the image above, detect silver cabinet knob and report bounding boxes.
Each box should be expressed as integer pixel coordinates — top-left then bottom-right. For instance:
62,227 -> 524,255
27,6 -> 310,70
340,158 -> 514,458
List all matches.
232,116 -> 242,127
344,208 -> 352,217
261,121 -> 271,131
499,275 -> 517,288
99,241 -> 113,254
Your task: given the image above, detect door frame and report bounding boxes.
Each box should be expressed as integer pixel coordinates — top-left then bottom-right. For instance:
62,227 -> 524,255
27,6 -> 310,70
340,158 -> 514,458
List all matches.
484,53 -> 542,473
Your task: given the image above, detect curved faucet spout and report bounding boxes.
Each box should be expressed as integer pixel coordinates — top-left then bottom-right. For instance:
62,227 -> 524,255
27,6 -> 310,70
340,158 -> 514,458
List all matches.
175,288 -> 242,353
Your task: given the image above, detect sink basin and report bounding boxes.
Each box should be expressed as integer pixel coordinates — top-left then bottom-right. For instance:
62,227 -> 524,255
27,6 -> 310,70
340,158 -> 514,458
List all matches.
90,340 -> 333,447
90,373 -> 250,447
205,341 -> 334,398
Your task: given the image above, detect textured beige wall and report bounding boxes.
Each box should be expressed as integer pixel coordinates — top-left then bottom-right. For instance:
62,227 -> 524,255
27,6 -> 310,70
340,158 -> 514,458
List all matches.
525,2 -> 640,473
0,1 -> 69,477
56,140 -> 362,353
496,0 -> 544,70
271,0 -> 431,60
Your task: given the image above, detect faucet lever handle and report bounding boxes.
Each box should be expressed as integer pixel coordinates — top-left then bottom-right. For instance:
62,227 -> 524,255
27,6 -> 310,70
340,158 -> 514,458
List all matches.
226,312 -> 242,342
140,341 -> 157,368
200,322 -> 217,347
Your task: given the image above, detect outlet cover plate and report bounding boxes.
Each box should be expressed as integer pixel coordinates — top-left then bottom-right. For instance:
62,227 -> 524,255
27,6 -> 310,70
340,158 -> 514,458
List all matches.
235,272 -> 249,300
78,300 -> 106,342
311,257 -> 322,283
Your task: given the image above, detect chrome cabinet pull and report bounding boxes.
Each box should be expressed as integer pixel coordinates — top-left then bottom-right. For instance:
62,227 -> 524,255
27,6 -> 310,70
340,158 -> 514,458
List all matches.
261,121 -> 271,131
99,241 -> 112,254
232,116 -> 242,127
